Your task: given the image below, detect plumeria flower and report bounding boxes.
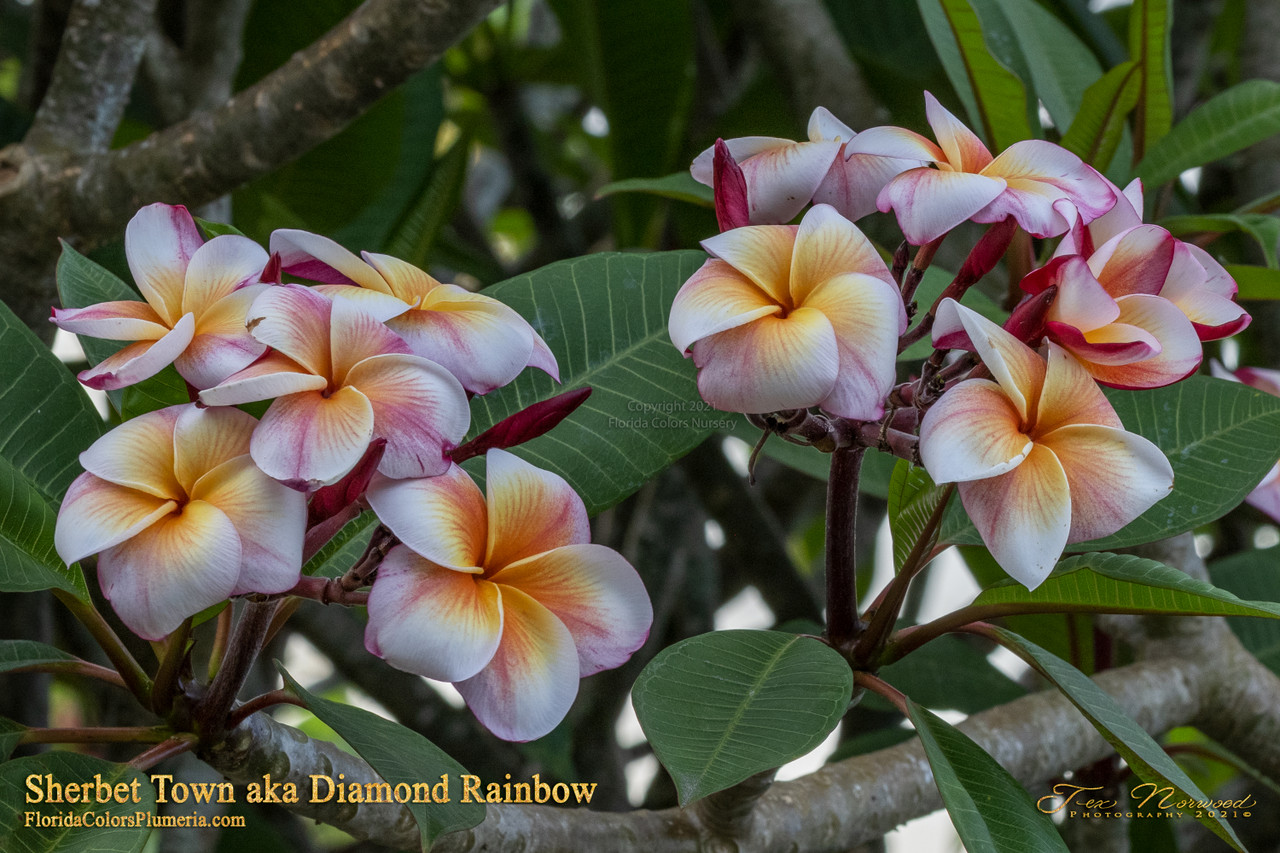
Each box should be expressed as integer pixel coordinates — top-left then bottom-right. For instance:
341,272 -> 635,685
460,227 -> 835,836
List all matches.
922,300 -> 1173,588
198,284 -> 469,490
1211,361 -> 1280,523
690,108 -> 921,224
53,203 -> 269,390
54,405 -> 306,640
842,92 -> 1115,245
268,230 -> 557,395
669,204 -> 906,419
364,450 -> 652,741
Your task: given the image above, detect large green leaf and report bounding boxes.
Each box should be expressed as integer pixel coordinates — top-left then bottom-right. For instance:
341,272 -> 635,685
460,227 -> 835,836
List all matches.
632,630 -> 853,804
1161,213 -> 1280,269
0,295 -> 105,503
596,172 -> 713,207
0,639 -> 78,673
917,0 -> 1034,150
1128,0 -> 1173,161
1209,550 -> 1280,678
992,627 -> 1244,850
279,667 -> 485,847
467,251 -> 716,514
1228,264 -> 1280,300
0,453 -> 87,600
303,512 -> 378,579
1136,80 -> 1280,189
0,752 -> 156,853
878,634 -> 1025,713
906,698 -> 1068,853
0,718 -> 24,760
887,461 -> 948,572
941,376 -> 1280,550
1060,60 -> 1141,171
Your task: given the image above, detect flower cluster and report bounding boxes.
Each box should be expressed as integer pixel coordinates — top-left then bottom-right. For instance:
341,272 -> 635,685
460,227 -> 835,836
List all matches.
676,93 -> 1251,587
53,203 -> 651,741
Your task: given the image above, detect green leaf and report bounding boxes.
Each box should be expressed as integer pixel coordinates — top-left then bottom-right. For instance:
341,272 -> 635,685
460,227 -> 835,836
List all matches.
467,251 -> 718,515
1161,213 -> 1280,269
1060,60 -> 1142,171
0,639 -> 78,673
992,627 -> 1245,849
917,0 -> 1034,150
596,172 -> 714,207
941,376 -> 1280,550
279,666 -> 486,846
632,630 -> 853,804
0,453 -> 87,600
1209,549 -> 1280,678
1228,264 -> 1280,300
0,718 -> 24,760
303,511 -> 378,579
194,218 -> 247,239
1136,79 -> 1280,189
1128,0 -> 1174,160
721,416 -> 900,497
0,294 -> 105,503
0,752 -> 156,853
906,698 -> 1069,853
887,461 -> 948,573
878,634 -> 1025,714
383,132 -> 472,269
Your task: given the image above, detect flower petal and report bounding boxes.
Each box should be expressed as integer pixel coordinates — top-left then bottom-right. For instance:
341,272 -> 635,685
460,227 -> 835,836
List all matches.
51,301 -> 169,341
79,406 -> 182,499
877,168 -> 1006,245
980,141 -> 1115,236
842,125 -> 945,162
1159,243 -> 1250,340
197,352 -> 328,406
269,229 -> 389,290
924,91 -> 992,172
934,299 -> 1044,423
311,284 -> 415,321
690,308 -> 840,414
1246,467 -> 1280,524
1033,341 -> 1123,433
1046,319 -> 1160,366
483,449 -> 590,569
1081,294 -> 1203,389
807,107 -> 857,142
245,284 -> 334,378
812,151 -> 921,222
1089,225 -> 1175,298
700,226 -> 797,306
344,354 -> 469,479
181,235 -> 269,318
251,386 -> 375,489
456,586 -> 580,742
97,500 -> 242,640
77,313 -> 196,391
668,259 -> 782,354
958,444 -> 1072,589
55,473 -> 177,565
1038,424 -> 1173,542
176,284 -> 270,390
125,203 -> 204,327
365,465 -> 488,571
488,544 -> 652,676
804,272 -> 905,419
790,204 -> 895,300
1029,255 -> 1120,333
171,404 -> 257,495
920,378 -> 1032,483
328,295 -> 411,387
364,546 -> 503,681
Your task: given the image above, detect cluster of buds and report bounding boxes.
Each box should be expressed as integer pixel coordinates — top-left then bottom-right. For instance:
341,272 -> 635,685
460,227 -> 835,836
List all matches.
52,204 -> 652,741
673,93 -> 1251,588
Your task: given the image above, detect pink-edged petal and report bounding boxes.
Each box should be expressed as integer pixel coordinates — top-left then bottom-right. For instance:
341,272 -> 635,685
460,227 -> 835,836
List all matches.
924,91 -> 992,172
958,444 -> 1072,589
483,449 -> 590,569
1235,366 -> 1280,398
251,386 -> 374,489
245,284 -> 334,378
1089,225 -> 1175,297
807,107 -> 857,142
1183,244 -> 1237,298
691,136 -> 796,184
669,259 -> 782,354
268,229 -> 389,291
389,286 -> 552,394
456,587 -> 580,742
842,125 -> 945,162
981,141 -> 1115,235
690,308 -> 840,414
877,169 -> 1006,245
55,472 -> 177,565
171,404 -> 257,495
365,465 -> 488,571
344,354 -> 469,479
1082,294 -> 1203,389
52,301 -> 169,341
125,203 -> 204,326
192,456 -> 306,594
328,296 -> 411,387
77,312 -> 196,391
79,406 -> 181,498
1046,320 -> 1160,366
920,378 -> 1032,483
700,226 -> 797,306
181,235 -> 269,318
311,284 -> 415,322
812,151 -> 921,222
1246,467 -> 1280,524
1038,424 -> 1173,542
1033,256 -> 1121,333
790,204 -> 896,300
489,544 -> 651,676
176,284 -> 270,390
935,299 -> 1045,422
1033,341 -> 1123,433
197,352 -> 328,407
97,500 -> 241,640
1083,176 -> 1144,248
360,251 -> 444,304
804,272 -> 905,419
1159,244 -> 1250,340
737,140 -> 843,223
364,546 -> 503,681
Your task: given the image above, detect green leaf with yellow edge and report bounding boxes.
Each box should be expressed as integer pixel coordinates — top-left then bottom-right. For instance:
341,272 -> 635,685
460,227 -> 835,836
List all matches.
1128,0 -> 1173,160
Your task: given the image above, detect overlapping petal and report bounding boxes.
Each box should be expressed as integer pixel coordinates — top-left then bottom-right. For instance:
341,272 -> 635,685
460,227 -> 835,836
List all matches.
244,284 -> 334,378
124,203 -> 205,326
51,301 -> 170,341
919,379 -> 1031,482
197,353 -> 328,406
79,406 -> 182,499
250,387 -> 375,489
934,298 -> 1044,422
876,168 -> 1006,246
1159,243 -> 1251,340
691,136 -> 841,224
270,229 -> 389,290
978,141 -> 1115,235
668,260 -> 782,354
700,226 -> 796,304
55,473 -> 177,565
804,273 -> 905,419
181,235 -> 270,317
176,284 -> 269,389
1078,294 -> 1202,389
484,449 -> 591,568
76,313 -> 196,391
366,466 -> 488,571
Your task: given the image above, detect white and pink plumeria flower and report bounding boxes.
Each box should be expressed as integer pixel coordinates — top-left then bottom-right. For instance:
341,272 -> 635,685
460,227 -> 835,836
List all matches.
52,203 -> 269,391
842,92 -> 1115,245
268,230 -> 558,395
922,300 -> 1173,588
198,284 -> 470,490
1211,361 -> 1280,523
364,450 -> 652,742
54,405 -> 307,640
669,204 -> 906,419
690,107 -> 922,224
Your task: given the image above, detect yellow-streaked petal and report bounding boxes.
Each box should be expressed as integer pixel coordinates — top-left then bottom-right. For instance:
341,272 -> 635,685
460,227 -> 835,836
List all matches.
269,229 -> 389,291
328,296 -> 411,387
250,386 -> 374,489
245,284 -> 334,379
1082,294 -> 1202,389
362,251 -> 444,303
483,449 -> 590,570
177,284 -> 269,390
51,300 -> 170,341
1033,342 -> 1122,435
310,284 -> 415,321
55,472 -> 177,565
197,352 -> 328,407
934,299 -> 1045,423
668,259 -> 782,354
365,466 -> 488,572
76,313 -> 196,391
699,226 -> 797,306
924,91 -> 992,172
172,404 -> 257,496
789,204 -> 894,302
79,407 -> 182,499
920,378 -> 1032,483
181,235 -> 269,318
125,203 -> 204,327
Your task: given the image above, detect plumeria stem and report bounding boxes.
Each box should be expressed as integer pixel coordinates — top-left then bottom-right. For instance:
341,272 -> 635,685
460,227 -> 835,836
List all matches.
151,617 -> 192,715
899,236 -> 943,312
130,734 -> 198,771
12,659 -> 127,688
853,672 -> 909,716
286,575 -> 371,606
207,604 -> 232,680
824,446 -> 865,653
227,689 -> 306,729
20,725 -> 171,745
196,598 -> 276,739
53,589 -> 152,704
